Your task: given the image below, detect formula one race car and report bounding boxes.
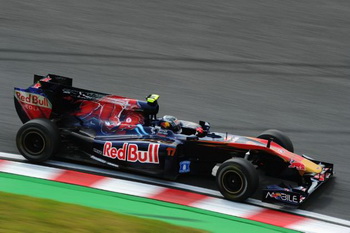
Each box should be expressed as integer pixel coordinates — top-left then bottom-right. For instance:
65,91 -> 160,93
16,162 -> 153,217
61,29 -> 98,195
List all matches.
14,74 -> 334,206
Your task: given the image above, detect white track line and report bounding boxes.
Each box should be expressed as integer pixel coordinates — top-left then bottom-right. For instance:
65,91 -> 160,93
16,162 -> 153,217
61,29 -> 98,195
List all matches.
92,177 -> 167,197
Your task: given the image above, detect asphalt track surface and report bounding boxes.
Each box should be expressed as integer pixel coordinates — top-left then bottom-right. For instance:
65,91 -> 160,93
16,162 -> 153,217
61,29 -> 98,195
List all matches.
0,0 -> 349,221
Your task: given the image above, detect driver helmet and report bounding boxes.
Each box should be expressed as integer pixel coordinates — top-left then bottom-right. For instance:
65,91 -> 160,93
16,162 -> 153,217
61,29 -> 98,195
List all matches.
160,115 -> 182,133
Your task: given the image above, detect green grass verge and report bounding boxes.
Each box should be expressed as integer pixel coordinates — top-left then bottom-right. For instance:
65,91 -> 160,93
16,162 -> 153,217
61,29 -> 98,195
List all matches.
0,191 -> 206,233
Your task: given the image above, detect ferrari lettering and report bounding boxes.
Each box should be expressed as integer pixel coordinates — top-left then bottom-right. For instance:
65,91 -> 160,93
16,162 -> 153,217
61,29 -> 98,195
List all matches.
15,90 -> 52,109
266,192 -> 299,203
103,142 -> 160,164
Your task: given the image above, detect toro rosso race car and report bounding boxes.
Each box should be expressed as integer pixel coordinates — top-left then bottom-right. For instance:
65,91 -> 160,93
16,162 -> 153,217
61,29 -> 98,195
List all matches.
14,74 -> 333,206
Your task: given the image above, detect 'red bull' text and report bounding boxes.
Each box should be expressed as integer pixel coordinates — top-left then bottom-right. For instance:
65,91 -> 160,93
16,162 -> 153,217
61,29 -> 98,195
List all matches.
103,142 -> 160,164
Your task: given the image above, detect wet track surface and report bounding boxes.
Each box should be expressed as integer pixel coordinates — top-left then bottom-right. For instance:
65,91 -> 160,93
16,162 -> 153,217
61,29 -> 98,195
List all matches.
1,0 -> 350,220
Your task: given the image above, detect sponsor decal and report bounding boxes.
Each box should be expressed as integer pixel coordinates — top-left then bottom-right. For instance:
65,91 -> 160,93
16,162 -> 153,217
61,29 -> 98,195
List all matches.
23,104 -> 41,112
288,159 -> 306,171
15,90 -> 52,109
91,155 -> 108,164
179,161 -> 190,173
265,192 -> 299,204
90,155 -> 119,168
93,148 -> 103,155
103,142 -> 160,164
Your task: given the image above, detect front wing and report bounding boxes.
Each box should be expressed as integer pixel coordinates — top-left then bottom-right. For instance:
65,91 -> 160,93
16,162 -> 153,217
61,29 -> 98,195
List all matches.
262,160 -> 334,206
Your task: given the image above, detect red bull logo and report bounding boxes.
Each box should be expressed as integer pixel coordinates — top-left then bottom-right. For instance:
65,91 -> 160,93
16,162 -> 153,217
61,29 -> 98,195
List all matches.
103,142 -> 160,164
15,90 -> 52,109
288,159 -> 306,171
271,192 -> 281,198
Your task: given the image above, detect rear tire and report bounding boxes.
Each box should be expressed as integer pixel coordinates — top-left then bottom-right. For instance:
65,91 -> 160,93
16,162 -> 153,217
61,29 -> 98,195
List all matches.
16,118 -> 60,162
216,158 -> 259,202
258,129 -> 294,152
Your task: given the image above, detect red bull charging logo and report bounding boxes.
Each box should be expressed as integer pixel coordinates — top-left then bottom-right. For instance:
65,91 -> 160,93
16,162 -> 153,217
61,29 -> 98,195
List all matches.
288,159 -> 306,171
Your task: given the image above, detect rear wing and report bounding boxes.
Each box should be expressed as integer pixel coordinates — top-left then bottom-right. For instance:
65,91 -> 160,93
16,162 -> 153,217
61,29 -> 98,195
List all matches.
14,74 -> 160,125
15,74 -> 69,123
14,74 -> 106,123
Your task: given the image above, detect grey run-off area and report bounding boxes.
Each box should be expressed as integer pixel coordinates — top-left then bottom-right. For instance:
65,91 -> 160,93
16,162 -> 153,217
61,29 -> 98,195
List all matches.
0,0 -> 349,220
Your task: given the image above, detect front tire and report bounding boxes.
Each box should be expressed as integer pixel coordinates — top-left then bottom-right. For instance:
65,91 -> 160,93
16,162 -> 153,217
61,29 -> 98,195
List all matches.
258,129 -> 294,152
216,158 -> 259,202
16,118 -> 60,162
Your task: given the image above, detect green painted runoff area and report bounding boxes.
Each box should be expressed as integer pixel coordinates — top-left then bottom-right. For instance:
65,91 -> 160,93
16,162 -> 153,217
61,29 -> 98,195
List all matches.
0,192 -> 205,233
0,173 -> 300,233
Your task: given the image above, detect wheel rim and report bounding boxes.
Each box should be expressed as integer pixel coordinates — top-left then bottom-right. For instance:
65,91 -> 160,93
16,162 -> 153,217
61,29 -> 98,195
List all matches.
222,170 -> 245,194
23,131 -> 45,155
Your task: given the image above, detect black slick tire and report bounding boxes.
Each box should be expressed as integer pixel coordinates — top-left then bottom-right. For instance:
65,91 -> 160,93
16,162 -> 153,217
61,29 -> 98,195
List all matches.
258,129 -> 294,152
16,118 -> 60,162
216,158 -> 259,202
